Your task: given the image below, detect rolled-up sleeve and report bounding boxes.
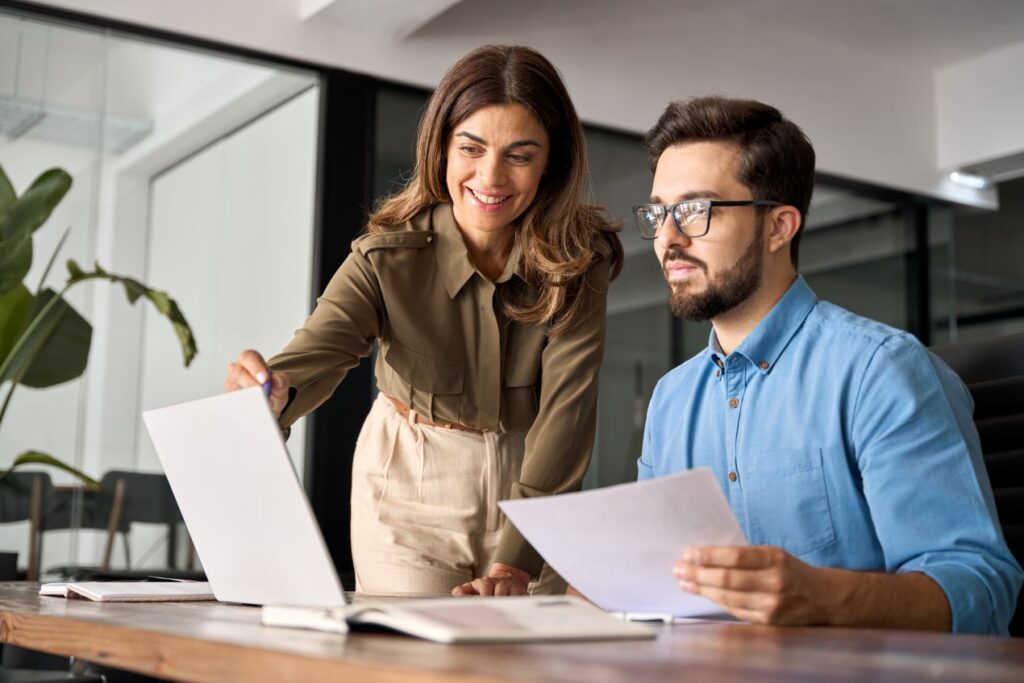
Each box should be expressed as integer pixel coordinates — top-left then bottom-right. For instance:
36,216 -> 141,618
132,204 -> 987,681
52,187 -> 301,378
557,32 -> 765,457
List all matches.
852,335 -> 1023,635
493,257 -> 612,577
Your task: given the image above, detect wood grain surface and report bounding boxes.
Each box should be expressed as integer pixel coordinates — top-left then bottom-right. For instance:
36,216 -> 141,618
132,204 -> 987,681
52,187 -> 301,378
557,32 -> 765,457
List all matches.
1,583 -> 1021,682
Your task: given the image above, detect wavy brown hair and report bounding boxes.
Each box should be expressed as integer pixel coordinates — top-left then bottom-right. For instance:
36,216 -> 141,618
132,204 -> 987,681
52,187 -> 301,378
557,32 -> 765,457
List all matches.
368,45 -> 623,335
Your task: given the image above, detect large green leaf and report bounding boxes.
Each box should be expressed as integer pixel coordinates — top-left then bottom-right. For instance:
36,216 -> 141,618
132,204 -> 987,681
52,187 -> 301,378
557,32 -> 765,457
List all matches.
0,232 -> 32,296
67,260 -> 197,367
0,164 -> 16,216
0,450 -> 101,490
0,168 -> 70,296
0,283 -> 33,370
0,168 -> 71,241
0,288 -> 91,388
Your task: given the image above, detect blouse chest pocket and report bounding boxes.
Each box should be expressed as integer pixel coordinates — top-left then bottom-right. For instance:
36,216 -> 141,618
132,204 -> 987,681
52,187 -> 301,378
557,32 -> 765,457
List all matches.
384,339 -> 465,395
741,448 -> 837,558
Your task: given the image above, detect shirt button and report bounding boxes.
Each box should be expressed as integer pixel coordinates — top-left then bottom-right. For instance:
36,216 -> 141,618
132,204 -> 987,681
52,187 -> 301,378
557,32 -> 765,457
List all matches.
729,398 -> 739,409
759,361 -> 769,370
426,235 -> 433,243
728,471 -> 737,482
714,370 -> 720,377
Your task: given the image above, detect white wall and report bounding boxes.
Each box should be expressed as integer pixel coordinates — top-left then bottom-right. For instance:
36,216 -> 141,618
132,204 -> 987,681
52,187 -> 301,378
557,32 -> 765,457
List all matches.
139,87 -> 319,476
30,0 -> 1007,207
936,38 -> 1024,170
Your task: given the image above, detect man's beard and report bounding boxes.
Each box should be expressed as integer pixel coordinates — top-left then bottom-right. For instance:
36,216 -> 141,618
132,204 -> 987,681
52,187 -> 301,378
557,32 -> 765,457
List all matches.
664,228 -> 764,321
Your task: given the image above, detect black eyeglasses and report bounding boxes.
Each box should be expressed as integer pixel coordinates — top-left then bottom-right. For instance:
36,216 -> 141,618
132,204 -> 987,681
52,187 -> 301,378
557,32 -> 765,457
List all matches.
632,199 -> 784,239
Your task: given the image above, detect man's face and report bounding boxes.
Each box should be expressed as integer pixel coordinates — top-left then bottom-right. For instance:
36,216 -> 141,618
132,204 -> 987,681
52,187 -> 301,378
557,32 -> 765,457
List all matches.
651,142 -> 765,321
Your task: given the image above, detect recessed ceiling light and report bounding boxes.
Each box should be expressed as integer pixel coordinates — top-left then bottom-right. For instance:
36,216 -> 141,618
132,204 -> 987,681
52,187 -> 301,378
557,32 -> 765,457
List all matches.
949,171 -> 991,190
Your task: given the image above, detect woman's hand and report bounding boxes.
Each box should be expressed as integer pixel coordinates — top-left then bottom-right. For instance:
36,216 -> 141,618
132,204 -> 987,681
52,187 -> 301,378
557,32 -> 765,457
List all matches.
224,349 -> 291,417
452,563 -> 531,597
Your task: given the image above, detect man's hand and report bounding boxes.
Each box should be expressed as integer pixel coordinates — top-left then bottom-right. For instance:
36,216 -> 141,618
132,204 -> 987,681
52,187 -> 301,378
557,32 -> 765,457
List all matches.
674,545 -> 834,625
452,563 -> 531,597
675,545 -> 952,630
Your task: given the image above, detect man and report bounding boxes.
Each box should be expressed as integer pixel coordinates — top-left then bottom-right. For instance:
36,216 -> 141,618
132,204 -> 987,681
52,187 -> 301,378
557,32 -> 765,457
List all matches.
635,96 -> 1022,634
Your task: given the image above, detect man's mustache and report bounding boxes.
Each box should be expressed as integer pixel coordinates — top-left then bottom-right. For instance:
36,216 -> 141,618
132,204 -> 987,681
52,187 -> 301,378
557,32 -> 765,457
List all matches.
662,248 -> 707,274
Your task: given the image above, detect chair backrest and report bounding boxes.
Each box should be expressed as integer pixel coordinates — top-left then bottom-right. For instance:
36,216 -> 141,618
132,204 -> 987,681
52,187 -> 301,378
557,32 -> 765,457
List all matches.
0,471 -> 54,580
931,332 -> 1024,636
0,471 -> 53,523
99,470 -> 183,526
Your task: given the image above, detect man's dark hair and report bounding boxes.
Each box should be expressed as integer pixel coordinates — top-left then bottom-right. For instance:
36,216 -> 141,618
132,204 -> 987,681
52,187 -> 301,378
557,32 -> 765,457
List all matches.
643,97 -> 816,268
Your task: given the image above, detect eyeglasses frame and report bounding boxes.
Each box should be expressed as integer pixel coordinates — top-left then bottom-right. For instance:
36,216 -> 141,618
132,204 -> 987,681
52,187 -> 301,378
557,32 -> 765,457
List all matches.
632,199 -> 785,240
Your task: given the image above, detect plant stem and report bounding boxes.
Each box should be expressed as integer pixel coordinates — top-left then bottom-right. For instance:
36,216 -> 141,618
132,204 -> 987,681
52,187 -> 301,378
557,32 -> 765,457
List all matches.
0,381 -> 15,428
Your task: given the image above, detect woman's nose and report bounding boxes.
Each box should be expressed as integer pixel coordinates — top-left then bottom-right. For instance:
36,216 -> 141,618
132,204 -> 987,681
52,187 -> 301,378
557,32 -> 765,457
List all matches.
477,153 -> 507,187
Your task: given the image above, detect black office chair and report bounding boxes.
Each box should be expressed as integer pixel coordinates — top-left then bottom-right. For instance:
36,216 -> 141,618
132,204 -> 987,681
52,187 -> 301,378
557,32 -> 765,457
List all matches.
932,331 -> 1024,636
0,471 -> 54,581
44,470 -> 199,582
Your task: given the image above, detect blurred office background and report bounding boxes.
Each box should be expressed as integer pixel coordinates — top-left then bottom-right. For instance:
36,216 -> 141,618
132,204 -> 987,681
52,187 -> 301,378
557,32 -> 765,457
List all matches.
1,0 -> 1022,586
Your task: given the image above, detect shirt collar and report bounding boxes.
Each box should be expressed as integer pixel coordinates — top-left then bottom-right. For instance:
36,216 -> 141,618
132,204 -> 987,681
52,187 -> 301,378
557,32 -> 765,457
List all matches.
707,275 -> 817,375
432,203 -> 525,299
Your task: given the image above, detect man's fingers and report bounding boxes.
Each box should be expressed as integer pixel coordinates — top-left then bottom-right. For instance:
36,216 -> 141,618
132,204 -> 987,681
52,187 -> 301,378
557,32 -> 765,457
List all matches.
683,545 -> 783,570
674,565 -> 783,592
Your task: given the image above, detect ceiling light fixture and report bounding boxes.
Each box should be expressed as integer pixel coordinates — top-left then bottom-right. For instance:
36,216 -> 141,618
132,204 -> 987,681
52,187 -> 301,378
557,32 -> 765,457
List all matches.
949,171 -> 992,190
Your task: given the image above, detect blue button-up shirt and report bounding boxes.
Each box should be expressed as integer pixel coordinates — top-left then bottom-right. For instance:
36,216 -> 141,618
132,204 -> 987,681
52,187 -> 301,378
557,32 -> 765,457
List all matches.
638,276 -> 1022,635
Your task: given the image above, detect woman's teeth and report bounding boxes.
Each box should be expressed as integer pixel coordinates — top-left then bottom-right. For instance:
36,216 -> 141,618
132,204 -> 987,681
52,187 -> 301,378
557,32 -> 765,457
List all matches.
471,189 -> 508,205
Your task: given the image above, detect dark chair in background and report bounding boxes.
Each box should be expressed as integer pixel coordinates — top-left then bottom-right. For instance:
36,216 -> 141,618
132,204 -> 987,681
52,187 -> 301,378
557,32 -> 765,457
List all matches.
0,472 -> 53,581
932,331 -> 1024,636
43,470 -> 198,581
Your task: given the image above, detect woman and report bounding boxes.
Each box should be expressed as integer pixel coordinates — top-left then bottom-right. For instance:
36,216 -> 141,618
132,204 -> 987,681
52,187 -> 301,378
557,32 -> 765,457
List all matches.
224,45 -> 622,597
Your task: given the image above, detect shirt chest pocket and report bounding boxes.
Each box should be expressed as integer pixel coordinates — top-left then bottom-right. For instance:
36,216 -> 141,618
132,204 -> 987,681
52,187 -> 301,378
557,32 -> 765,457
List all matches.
384,339 -> 465,395
742,448 -> 837,558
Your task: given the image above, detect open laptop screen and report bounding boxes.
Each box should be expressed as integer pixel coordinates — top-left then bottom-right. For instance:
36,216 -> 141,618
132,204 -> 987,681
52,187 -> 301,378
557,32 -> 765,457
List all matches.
143,388 -> 346,607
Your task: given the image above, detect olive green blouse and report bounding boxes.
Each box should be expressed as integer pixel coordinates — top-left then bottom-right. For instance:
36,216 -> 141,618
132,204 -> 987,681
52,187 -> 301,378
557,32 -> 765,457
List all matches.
269,203 -> 613,576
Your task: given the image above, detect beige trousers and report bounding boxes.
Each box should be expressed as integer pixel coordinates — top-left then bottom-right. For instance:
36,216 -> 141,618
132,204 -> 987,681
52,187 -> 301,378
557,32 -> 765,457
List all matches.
351,393 -> 564,595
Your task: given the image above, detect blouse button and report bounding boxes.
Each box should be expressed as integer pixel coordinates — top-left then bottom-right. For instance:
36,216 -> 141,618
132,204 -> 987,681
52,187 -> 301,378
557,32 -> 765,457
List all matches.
728,471 -> 737,482
728,398 -> 739,409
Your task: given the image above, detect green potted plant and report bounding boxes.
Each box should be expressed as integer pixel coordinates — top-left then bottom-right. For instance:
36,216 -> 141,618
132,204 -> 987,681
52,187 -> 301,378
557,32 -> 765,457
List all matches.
0,162 -> 196,489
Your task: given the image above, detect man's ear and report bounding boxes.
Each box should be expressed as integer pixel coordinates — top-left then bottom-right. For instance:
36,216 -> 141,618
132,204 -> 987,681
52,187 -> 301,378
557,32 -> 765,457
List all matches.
766,206 -> 802,256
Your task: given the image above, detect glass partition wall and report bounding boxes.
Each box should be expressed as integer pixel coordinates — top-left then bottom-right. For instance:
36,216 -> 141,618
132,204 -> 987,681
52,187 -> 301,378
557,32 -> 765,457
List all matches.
0,8 -> 320,579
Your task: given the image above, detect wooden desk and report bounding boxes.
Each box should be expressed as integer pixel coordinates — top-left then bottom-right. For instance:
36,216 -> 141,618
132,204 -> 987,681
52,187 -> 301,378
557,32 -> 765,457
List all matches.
0,583 -> 1021,683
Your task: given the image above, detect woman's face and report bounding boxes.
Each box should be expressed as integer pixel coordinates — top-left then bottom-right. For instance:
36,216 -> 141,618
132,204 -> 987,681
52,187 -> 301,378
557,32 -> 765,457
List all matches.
445,103 -> 550,239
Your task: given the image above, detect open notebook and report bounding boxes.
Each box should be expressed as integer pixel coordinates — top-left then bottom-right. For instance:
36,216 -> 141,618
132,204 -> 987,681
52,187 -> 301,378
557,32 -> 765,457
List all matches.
142,389 -> 654,644
40,581 -> 214,602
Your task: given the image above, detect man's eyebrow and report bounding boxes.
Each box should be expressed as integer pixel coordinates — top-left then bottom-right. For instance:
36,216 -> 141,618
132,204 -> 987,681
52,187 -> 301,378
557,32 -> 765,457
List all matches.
454,132 -> 542,150
648,190 -> 725,202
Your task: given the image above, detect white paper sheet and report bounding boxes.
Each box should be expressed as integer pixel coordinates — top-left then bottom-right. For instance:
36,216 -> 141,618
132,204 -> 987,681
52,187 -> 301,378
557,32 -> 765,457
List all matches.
499,468 -> 747,617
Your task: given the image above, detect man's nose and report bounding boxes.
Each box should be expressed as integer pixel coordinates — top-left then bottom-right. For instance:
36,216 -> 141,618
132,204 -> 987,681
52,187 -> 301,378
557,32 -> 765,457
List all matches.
655,215 -> 691,252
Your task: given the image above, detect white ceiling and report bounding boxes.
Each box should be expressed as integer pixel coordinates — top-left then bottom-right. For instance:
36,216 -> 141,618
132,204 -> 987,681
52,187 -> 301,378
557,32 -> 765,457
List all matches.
408,0 -> 1024,70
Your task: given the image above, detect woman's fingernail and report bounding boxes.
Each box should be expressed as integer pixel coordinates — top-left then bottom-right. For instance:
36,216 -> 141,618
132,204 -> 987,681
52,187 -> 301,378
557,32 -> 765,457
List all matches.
256,371 -> 268,383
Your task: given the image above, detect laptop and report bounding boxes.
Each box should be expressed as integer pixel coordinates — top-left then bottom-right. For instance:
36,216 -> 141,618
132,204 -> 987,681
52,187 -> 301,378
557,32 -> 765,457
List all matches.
142,388 -> 656,643
143,387 -> 345,608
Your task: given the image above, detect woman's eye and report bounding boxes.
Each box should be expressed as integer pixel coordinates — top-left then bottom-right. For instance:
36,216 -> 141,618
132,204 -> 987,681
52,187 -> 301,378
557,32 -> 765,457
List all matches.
507,154 -> 531,163
459,145 -> 482,154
